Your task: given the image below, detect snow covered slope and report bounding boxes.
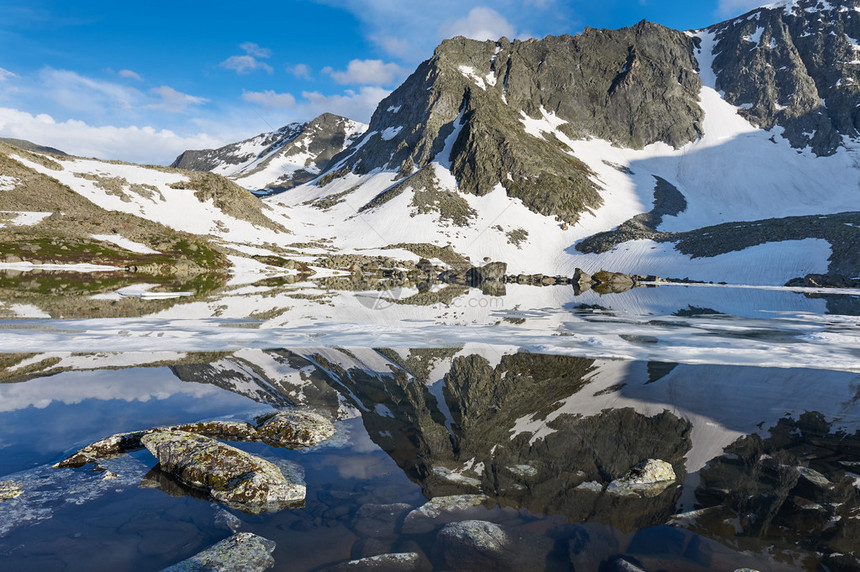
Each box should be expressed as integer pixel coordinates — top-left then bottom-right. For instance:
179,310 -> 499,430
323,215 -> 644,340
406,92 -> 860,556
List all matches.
260,0 -> 859,286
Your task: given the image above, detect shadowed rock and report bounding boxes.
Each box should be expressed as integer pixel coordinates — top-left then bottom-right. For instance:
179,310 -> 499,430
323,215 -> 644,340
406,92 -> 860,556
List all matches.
435,520 -> 553,572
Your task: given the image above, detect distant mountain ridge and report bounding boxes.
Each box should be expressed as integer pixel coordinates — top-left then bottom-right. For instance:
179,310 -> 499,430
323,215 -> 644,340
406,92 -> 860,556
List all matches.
171,112 -> 365,193
0,138 -> 67,156
6,0 -> 856,289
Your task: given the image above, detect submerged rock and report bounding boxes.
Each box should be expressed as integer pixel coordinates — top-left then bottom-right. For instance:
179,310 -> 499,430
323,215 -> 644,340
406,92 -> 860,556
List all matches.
607,459 -> 676,497
141,430 -> 305,512
352,502 -> 412,538
402,494 -> 490,534
435,520 -> 552,572
160,532 -> 276,572
255,410 -> 335,448
0,481 -> 23,501
329,552 -> 427,571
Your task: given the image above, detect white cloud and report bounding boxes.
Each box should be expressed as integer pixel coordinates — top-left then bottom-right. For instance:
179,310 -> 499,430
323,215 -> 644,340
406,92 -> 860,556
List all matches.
441,6 -> 516,41
323,59 -> 405,86
716,0 -> 769,17
312,1 -> 550,62
0,68 -> 17,81
239,42 -> 272,58
242,86 -> 389,123
118,69 -> 142,81
220,42 -> 274,74
148,86 -> 209,113
287,63 -> 313,80
242,90 -> 297,109
38,68 -> 141,113
369,35 -> 411,57
0,107 -> 223,165
220,55 -> 274,74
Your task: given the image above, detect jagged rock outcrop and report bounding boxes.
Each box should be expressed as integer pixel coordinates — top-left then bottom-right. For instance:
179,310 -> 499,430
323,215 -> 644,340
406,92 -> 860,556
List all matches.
708,0 -> 860,155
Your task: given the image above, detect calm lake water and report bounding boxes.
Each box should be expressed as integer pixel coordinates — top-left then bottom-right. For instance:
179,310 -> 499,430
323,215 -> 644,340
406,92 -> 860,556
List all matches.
0,281 -> 858,570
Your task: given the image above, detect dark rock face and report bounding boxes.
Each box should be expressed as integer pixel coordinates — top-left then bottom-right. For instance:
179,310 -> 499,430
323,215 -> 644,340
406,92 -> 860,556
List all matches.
335,23 -> 703,224
684,412 -> 860,567
708,0 -> 860,155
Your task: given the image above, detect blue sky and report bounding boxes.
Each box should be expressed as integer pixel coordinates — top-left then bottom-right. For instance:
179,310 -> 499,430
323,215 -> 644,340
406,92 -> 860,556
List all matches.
0,0 -> 768,164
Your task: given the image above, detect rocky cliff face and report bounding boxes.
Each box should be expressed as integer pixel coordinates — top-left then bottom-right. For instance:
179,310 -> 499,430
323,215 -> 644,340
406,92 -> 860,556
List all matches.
707,0 -> 860,155
172,113 -> 365,192
334,22 -> 703,224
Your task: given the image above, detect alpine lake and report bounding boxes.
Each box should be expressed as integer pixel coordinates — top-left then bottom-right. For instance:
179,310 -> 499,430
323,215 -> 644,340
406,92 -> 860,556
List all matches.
1,272 -> 859,572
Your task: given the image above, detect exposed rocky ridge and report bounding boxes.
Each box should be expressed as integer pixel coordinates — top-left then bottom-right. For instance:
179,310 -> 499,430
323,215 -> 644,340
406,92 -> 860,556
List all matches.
708,0 -> 860,155
0,138 -> 67,156
328,24 -> 704,224
171,122 -> 305,172
172,113 -> 365,192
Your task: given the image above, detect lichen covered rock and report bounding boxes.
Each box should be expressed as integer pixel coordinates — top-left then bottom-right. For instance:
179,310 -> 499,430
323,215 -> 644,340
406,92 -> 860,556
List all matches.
255,410 -> 336,447
607,458 -> 676,497
160,532 -> 276,572
141,430 -> 304,512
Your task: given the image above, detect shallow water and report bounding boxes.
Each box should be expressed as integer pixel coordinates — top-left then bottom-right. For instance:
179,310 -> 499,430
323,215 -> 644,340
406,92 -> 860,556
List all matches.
0,282 -> 859,570
0,346 -> 857,571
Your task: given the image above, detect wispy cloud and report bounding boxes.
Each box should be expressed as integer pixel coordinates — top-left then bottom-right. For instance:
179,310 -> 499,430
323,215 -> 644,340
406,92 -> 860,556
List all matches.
0,68 -> 17,81
118,69 -> 143,81
323,59 -> 405,86
242,86 -> 389,123
219,42 -> 274,74
287,63 -> 313,80
242,90 -> 297,109
238,42 -> 272,58
148,86 -> 209,113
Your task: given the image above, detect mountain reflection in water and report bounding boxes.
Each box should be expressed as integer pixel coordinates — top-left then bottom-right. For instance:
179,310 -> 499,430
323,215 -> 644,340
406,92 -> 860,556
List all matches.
0,348 -> 857,571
